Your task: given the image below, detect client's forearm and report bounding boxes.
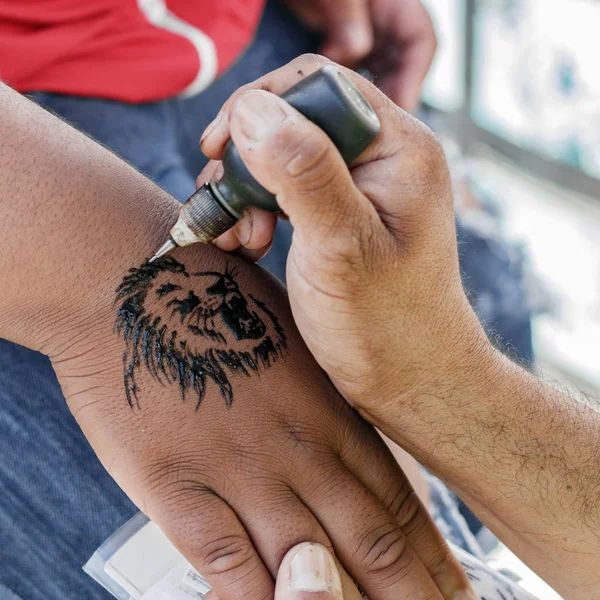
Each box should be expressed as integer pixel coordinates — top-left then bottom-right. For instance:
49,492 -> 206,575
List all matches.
380,347 -> 600,599
0,82 -> 180,351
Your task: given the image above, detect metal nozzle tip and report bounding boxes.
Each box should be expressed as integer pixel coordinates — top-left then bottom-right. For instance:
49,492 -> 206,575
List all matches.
149,238 -> 177,263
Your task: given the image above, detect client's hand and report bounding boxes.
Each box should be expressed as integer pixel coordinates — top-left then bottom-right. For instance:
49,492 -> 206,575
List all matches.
56,247 -> 471,600
201,54 -> 489,436
0,80 -> 473,600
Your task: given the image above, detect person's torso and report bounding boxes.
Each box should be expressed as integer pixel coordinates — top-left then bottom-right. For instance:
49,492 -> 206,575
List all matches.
0,0 -> 266,102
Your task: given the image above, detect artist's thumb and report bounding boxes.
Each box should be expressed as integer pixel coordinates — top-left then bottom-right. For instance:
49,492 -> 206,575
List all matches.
205,544 -> 346,600
276,543 -> 344,600
228,89 -> 381,249
317,0 -> 373,65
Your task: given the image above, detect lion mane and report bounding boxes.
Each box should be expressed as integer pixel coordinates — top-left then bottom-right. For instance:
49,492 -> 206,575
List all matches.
115,257 -> 287,409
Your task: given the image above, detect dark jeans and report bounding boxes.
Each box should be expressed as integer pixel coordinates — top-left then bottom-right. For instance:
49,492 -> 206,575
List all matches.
0,2 -> 532,598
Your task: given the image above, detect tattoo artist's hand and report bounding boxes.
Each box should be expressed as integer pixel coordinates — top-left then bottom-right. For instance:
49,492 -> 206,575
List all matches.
202,54 -> 489,443
209,543 -> 346,600
273,543 -> 344,600
282,0 -> 436,109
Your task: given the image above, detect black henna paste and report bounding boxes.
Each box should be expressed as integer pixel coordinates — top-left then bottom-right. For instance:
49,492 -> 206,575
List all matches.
115,257 -> 287,409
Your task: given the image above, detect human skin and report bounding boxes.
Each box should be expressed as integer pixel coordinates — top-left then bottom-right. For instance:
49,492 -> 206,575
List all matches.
282,0 -> 437,110
202,54 -> 600,599
207,542 -> 346,600
0,82 -> 474,600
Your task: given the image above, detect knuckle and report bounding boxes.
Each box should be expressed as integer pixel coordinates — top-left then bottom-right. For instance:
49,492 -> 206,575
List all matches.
153,478 -> 215,520
411,128 -> 448,188
392,489 -> 423,534
282,418 -> 333,457
301,464 -> 349,499
139,453 -> 214,508
355,522 -> 410,575
429,544 -> 457,581
278,127 -> 337,193
232,78 -> 270,101
294,53 -> 331,68
201,534 -> 256,577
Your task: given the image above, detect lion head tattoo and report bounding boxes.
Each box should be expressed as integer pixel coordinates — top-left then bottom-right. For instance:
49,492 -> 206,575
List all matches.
115,257 -> 287,409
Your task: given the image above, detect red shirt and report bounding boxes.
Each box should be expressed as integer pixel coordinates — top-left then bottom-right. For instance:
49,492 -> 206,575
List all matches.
0,0 -> 265,102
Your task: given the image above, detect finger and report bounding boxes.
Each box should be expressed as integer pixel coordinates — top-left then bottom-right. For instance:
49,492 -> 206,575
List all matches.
212,228 -> 242,252
227,89 -> 382,250
200,55 -> 393,161
234,208 -> 278,250
338,417 -> 474,599
297,463 -> 444,600
233,486 -> 362,600
199,54 -> 449,243
150,488 -> 273,600
212,208 -> 277,252
200,109 -> 230,153
317,0 -> 373,65
198,53 -> 413,176
374,0 -> 437,110
196,159 -> 223,189
276,543 -> 344,600
378,34 -> 436,111
235,239 -> 273,263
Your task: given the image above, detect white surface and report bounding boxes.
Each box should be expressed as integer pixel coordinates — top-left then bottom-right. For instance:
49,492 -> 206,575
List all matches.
450,543 -> 540,600
137,0 -> 217,98
488,544 -> 562,600
105,521 -> 184,597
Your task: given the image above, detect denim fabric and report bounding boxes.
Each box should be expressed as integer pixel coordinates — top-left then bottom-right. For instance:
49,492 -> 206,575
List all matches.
0,2 -> 533,598
456,221 -> 533,366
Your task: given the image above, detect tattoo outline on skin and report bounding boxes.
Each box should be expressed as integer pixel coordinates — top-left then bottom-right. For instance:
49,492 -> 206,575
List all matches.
115,257 -> 287,409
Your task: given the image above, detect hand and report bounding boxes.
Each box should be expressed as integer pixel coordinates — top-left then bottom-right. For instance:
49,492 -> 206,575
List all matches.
0,78 -> 472,600
282,0 -> 436,110
208,543 -> 346,600
201,54 -> 490,439
273,543 -> 344,600
53,249 -> 472,600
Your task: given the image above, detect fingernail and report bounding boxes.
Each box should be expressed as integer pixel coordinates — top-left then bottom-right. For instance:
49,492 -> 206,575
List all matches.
291,544 -> 336,592
234,91 -> 288,141
201,112 -> 223,145
236,212 -> 253,246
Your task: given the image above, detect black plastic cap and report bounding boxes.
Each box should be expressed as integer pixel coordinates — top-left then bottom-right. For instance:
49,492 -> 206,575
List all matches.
216,65 -> 381,215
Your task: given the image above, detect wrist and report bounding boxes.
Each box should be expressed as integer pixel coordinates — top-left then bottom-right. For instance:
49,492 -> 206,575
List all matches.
355,299 -> 506,459
11,183 -> 178,359
0,82 -> 181,356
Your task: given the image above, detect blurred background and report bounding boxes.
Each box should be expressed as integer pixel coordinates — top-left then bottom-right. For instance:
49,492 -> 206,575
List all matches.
420,0 -> 600,396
